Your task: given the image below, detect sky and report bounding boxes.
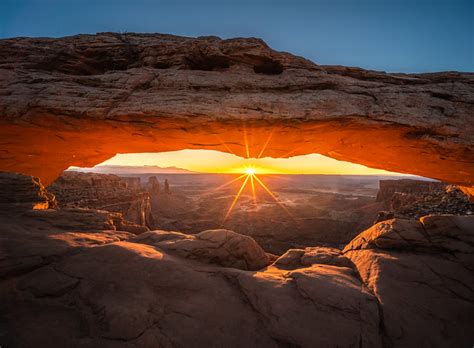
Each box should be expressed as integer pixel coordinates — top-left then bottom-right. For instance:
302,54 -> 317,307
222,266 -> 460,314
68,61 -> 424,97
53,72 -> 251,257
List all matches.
2,0 -> 472,175
1,0 -> 472,73
98,150 -> 401,175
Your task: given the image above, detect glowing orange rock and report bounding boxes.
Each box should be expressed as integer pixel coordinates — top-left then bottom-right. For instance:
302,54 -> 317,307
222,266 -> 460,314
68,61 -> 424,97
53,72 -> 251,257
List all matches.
0,33 -> 472,194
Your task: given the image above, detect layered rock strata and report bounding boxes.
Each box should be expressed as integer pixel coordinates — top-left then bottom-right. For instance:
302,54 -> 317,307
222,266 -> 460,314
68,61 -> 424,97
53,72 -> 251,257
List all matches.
48,171 -> 154,227
375,179 -> 472,221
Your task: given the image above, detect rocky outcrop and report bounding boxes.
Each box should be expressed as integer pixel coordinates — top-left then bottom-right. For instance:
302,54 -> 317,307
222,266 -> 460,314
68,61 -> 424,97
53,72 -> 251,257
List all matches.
132,229 -> 270,270
272,246 -> 354,270
344,215 -> 474,347
376,179 -> 446,203
0,33 -> 472,191
344,215 -> 474,253
48,171 -> 154,227
25,207 -> 149,235
0,172 -> 56,210
147,176 -> 160,194
375,179 -> 472,221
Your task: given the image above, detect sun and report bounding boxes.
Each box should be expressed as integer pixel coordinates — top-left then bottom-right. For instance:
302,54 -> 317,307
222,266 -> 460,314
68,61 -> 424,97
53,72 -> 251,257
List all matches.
217,128 -> 293,222
219,165 -> 292,222
245,168 -> 256,175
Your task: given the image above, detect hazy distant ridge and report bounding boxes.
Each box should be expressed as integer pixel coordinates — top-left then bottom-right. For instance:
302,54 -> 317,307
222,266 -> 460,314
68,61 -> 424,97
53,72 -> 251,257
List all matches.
68,165 -> 198,174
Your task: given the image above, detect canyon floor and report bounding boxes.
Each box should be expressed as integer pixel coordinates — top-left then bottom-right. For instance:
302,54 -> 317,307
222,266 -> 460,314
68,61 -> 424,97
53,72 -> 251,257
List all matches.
124,173 -> 385,253
1,172 -> 473,347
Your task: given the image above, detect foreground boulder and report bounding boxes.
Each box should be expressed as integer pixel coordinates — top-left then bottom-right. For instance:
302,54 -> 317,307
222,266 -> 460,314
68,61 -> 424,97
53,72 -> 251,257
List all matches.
344,214 -> 474,253
272,246 -> 354,270
344,215 -> 474,347
131,229 -> 270,270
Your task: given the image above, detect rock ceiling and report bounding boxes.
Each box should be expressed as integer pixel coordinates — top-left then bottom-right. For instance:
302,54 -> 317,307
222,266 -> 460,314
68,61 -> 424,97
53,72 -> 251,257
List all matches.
0,33 -> 473,191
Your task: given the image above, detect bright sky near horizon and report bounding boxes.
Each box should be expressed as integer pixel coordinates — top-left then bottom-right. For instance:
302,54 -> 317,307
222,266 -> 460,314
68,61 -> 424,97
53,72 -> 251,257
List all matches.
98,150 -> 402,175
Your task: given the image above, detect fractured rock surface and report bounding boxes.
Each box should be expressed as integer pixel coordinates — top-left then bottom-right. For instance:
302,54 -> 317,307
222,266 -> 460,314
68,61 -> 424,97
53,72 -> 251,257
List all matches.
344,215 -> 474,347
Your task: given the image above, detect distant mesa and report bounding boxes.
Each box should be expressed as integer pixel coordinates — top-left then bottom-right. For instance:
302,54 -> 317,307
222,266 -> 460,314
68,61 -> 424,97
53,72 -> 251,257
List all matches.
68,165 -> 198,175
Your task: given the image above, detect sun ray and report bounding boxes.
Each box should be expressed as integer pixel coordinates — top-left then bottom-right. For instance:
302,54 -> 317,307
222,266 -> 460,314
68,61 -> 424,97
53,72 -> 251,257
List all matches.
262,174 -> 293,181
253,174 -> 296,220
257,128 -> 275,159
250,174 -> 257,204
213,134 -> 237,156
209,173 -> 246,193
243,127 -> 250,158
224,174 -> 250,221
253,174 -> 279,202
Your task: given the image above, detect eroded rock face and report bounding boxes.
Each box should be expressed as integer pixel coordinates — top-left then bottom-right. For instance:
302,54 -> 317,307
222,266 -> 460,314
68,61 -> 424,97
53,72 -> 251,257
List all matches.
375,179 -> 472,220
48,171 -> 154,227
343,215 -> 474,253
0,33 -> 473,191
25,207 -> 149,235
0,172 -> 56,210
344,215 -> 474,347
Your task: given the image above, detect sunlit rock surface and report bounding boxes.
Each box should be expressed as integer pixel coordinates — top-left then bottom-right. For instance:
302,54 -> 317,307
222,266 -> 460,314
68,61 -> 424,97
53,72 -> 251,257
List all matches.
131,229 -> 271,270
0,33 -> 473,192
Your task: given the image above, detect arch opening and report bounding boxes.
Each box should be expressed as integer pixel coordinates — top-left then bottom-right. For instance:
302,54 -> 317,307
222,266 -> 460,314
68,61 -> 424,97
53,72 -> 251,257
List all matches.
53,149 -> 470,255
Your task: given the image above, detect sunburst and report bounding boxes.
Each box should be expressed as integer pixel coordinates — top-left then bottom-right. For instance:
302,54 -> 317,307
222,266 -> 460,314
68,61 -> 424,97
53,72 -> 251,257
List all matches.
217,127 -> 299,222
222,165 -> 291,222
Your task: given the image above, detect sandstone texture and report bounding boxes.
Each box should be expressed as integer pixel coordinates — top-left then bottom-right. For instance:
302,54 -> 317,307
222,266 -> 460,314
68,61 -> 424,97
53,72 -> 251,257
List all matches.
48,171 -> 155,227
0,33 -> 472,192
1,173 -> 473,347
272,246 -> 354,270
344,215 -> 474,347
132,229 -> 270,271
0,172 -> 56,210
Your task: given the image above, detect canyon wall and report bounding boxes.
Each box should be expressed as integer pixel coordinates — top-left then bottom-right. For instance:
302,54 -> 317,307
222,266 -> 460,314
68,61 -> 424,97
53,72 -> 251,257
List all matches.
48,171 -> 154,227
0,33 -> 472,192
375,179 -> 472,220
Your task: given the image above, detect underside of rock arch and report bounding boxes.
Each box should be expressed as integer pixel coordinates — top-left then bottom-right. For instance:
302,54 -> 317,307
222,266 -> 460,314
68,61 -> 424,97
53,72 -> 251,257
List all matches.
0,33 -> 473,193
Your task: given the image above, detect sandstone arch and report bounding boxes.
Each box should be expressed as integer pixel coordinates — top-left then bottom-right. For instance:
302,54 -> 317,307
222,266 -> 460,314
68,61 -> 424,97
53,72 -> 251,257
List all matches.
0,33 -> 473,193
